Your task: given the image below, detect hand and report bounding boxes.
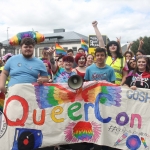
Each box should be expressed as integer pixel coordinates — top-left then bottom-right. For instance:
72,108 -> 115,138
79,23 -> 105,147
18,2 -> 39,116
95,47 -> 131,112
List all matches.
92,21 -> 98,27
127,42 -> 133,50
129,42 -> 133,45
47,47 -> 55,56
139,38 -> 144,46
130,86 -> 137,90
48,79 -> 53,83
37,74 -> 43,84
116,37 -> 121,44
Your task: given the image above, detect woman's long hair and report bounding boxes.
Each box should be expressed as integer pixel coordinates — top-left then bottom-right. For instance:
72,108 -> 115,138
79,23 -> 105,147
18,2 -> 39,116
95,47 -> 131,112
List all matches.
127,58 -> 136,72
133,56 -> 150,74
107,41 -> 123,58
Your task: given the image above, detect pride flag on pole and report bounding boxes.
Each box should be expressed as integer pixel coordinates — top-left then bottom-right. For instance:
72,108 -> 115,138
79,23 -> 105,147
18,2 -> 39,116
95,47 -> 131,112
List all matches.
81,39 -> 88,52
55,43 -> 67,55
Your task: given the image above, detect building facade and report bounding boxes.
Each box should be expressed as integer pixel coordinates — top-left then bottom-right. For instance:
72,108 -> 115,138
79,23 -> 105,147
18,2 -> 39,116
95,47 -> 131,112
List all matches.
1,29 -> 110,57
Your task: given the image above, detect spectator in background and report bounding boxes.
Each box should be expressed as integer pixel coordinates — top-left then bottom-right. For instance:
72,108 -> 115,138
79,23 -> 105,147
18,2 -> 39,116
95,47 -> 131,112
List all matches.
124,51 -> 134,62
67,49 -> 77,68
43,60 -> 52,83
136,50 -> 146,58
78,48 -> 85,54
67,49 -> 74,57
72,53 -> 86,80
40,47 -> 52,71
86,54 -> 94,67
41,47 -> 50,61
127,58 -> 136,74
57,55 -> 64,68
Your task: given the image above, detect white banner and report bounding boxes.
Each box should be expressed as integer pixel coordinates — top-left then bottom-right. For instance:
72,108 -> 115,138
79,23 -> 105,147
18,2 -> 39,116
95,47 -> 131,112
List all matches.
0,81 -> 150,150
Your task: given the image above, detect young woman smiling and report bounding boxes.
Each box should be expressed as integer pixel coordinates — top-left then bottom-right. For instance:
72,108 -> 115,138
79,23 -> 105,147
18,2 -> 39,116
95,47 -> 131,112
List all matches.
125,56 -> 150,90
72,53 -> 87,80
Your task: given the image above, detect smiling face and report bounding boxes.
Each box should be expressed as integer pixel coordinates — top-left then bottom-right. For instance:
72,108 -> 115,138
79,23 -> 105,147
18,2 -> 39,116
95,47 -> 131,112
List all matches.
63,61 -> 73,70
129,59 -> 136,69
78,56 -> 86,67
137,58 -> 147,71
86,55 -> 94,66
58,58 -> 64,67
125,53 -> 132,61
21,44 -> 34,58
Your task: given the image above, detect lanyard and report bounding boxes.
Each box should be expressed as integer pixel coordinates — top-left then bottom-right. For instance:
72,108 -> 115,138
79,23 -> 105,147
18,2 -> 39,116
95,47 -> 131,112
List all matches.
110,57 -> 117,66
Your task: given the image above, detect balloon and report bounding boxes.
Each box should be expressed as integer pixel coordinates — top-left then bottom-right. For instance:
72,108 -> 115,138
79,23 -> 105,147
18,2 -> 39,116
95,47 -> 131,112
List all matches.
9,31 -> 45,46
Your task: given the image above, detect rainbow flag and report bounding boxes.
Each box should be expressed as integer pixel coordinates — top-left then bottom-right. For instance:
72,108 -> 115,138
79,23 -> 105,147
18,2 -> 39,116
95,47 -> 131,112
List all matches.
81,39 -> 88,52
0,92 -> 5,112
55,43 -> 67,55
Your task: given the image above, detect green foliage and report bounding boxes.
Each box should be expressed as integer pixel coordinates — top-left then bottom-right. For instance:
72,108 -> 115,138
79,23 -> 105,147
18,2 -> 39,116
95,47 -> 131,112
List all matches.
131,36 -> 150,55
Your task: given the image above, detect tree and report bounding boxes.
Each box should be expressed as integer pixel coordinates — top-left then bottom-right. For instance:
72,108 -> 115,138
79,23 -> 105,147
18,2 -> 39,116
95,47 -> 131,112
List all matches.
131,36 -> 150,55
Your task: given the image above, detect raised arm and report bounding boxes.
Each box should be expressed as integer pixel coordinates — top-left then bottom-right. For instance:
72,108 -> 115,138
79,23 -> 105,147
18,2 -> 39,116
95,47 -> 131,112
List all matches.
126,42 -> 133,52
116,37 -> 122,54
47,47 -> 57,72
92,21 -> 105,48
138,38 -> 144,50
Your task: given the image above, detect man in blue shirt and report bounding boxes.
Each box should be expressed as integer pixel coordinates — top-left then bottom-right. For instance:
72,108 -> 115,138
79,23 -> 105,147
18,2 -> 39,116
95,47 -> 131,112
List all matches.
84,47 -> 116,83
0,38 -> 48,92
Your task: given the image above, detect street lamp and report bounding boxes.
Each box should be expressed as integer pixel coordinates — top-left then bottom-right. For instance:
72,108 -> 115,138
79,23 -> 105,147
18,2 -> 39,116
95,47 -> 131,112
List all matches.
7,27 -> 9,41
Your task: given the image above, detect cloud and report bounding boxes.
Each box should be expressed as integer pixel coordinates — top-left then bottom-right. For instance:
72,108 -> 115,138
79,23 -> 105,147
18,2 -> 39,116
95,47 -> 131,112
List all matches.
0,0 -> 150,46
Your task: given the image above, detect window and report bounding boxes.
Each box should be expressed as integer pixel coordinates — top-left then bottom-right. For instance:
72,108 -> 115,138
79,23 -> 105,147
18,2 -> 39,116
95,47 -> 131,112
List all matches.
63,47 -> 68,50
72,47 -> 77,55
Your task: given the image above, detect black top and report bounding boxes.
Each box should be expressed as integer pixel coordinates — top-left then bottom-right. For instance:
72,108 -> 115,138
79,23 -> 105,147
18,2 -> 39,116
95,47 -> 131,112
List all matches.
125,71 -> 150,89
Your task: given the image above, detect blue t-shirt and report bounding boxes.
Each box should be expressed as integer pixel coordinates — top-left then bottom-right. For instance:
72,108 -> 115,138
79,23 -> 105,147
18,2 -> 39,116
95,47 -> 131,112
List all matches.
53,67 -> 76,83
84,63 -> 116,82
4,54 -> 48,87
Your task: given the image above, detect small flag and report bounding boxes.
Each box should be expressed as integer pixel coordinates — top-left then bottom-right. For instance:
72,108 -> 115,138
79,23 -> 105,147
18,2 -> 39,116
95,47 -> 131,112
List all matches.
55,43 -> 67,55
81,39 -> 88,52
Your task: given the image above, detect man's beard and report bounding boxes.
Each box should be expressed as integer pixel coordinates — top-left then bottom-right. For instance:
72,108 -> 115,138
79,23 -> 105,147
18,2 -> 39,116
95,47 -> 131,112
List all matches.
22,53 -> 33,58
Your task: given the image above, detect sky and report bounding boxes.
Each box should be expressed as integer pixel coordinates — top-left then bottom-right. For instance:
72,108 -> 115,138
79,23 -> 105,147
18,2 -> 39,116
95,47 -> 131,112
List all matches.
0,0 -> 150,45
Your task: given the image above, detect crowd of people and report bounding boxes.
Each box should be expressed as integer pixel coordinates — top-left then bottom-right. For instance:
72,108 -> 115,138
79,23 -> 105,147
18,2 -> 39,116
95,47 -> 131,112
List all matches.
0,21 -> 150,150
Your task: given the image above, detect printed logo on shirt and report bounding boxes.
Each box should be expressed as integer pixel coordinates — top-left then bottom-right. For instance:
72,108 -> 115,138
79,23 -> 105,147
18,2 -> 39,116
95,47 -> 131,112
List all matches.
92,73 -> 107,81
131,76 -> 149,88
